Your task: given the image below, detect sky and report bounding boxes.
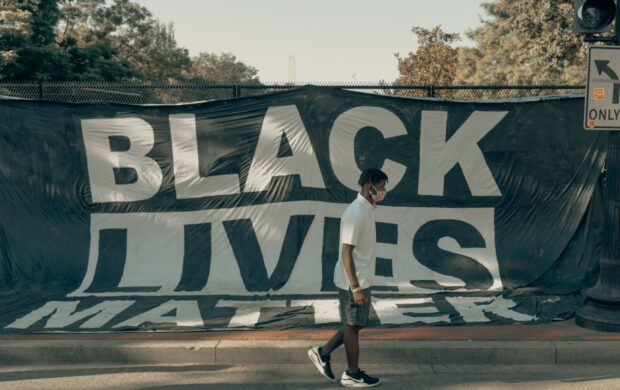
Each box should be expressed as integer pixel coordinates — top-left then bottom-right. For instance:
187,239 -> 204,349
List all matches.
135,0 -> 487,83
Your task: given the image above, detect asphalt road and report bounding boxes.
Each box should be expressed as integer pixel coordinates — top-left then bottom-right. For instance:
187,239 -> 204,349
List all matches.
1,364 -> 620,389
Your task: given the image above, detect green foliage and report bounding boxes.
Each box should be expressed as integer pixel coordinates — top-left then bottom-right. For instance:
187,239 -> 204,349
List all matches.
190,52 -> 260,84
1,0 -> 136,81
455,0 -> 587,84
1,0 -> 62,80
57,0 -> 183,82
393,26 -> 460,96
0,0 -> 261,84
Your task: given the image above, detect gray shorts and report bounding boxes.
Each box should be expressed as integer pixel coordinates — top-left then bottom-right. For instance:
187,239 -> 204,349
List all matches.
338,287 -> 371,327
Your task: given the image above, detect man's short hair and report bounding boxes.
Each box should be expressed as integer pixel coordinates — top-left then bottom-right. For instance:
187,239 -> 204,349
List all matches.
358,168 -> 388,187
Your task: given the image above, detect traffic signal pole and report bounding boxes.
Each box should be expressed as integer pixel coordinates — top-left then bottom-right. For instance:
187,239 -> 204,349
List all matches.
575,0 -> 620,331
576,131 -> 620,331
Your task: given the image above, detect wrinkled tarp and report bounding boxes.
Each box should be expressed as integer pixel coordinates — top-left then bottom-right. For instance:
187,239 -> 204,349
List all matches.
0,86 -> 606,332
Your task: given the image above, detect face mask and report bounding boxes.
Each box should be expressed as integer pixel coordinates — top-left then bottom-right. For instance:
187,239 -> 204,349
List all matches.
370,185 -> 387,203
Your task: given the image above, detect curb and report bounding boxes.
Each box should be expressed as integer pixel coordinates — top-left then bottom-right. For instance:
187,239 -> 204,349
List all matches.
2,340 -> 620,366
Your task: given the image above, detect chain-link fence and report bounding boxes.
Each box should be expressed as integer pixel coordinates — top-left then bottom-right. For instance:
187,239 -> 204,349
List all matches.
0,81 -> 585,104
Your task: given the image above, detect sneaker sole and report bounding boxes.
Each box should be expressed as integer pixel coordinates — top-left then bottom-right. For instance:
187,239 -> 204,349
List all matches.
307,348 -> 336,382
340,378 -> 381,388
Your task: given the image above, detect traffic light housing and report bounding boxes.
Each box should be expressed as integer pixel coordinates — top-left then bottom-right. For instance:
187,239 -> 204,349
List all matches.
573,0 -> 617,35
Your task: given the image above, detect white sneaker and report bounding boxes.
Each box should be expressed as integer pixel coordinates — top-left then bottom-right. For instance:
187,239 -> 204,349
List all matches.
307,346 -> 336,381
340,370 -> 381,387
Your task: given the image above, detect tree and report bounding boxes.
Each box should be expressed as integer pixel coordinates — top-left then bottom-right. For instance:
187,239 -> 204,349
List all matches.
190,52 -> 260,84
57,0 -> 179,82
0,0 -> 190,82
0,1 -> 31,71
1,0 -> 262,86
0,0 -> 136,81
84,0 -> 192,82
55,1 -> 253,84
56,0 -> 103,47
0,0 -> 69,81
456,0 -> 587,85
133,22 -> 192,83
392,26 -> 460,96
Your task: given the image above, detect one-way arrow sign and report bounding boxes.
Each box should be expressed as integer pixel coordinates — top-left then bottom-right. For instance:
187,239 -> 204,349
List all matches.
585,47 -> 620,130
595,60 -> 619,80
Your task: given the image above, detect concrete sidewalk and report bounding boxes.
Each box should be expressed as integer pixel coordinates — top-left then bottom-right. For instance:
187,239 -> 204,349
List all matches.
3,320 -> 620,366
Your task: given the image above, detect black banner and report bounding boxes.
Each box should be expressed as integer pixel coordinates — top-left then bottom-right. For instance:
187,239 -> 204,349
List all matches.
0,87 -> 606,331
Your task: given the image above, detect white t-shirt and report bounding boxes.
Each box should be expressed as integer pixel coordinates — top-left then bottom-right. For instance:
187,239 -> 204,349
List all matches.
333,193 -> 377,290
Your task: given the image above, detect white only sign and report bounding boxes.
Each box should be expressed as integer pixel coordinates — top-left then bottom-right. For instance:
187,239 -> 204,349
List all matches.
585,46 -> 620,130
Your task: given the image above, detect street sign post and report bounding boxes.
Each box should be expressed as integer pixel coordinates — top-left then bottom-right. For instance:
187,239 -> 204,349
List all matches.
585,46 -> 620,129
576,44 -> 620,332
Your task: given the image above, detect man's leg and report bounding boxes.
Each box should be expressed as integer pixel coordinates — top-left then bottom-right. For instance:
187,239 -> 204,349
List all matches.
321,327 -> 344,355
339,288 -> 380,387
308,326 -> 342,381
343,324 -> 361,373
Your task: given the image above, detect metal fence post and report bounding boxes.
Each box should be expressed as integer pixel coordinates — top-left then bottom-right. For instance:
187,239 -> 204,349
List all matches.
38,81 -> 43,100
233,85 -> 240,98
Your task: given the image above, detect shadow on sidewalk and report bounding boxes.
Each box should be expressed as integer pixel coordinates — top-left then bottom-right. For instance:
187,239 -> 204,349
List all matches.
137,367 -> 620,390
0,364 -> 233,382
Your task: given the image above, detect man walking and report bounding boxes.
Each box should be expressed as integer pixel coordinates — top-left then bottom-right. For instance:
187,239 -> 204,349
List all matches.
308,168 -> 387,388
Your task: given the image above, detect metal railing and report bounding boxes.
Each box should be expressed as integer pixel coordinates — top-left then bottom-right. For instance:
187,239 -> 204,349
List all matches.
0,81 -> 586,104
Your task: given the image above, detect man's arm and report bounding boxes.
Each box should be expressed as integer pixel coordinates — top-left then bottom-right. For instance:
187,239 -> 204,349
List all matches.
342,243 -> 368,305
